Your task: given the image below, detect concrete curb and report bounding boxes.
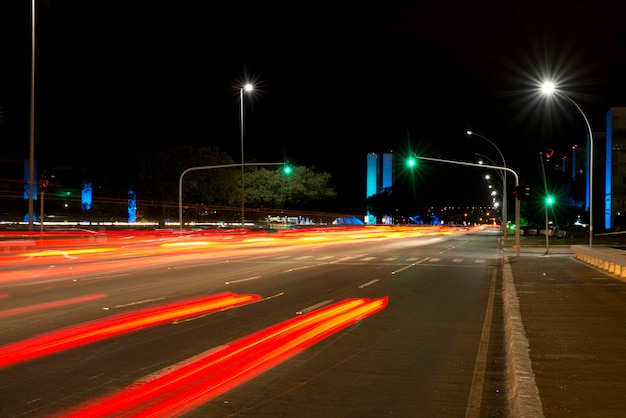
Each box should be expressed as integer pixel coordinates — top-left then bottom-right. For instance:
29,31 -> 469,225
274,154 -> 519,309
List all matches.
572,245 -> 626,277
502,257 -> 544,418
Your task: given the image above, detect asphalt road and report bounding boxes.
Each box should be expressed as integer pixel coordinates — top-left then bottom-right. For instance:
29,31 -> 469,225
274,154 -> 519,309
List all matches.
0,229 -> 507,417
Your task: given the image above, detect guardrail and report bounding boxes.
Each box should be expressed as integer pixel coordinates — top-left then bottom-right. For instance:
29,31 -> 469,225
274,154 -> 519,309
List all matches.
572,245 -> 626,277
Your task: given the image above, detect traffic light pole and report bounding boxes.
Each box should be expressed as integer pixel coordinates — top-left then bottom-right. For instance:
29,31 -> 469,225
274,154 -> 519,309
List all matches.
178,162 -> 287,232
415,155 -> 521,256
40,189 -> 44,233
539,152 -> 550,255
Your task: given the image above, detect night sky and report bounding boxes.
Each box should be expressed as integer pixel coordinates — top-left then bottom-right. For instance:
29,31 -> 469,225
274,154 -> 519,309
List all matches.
2,1 -> 626,212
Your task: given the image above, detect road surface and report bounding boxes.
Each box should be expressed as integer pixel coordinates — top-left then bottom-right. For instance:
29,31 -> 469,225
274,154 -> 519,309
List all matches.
0,227 -> 506,417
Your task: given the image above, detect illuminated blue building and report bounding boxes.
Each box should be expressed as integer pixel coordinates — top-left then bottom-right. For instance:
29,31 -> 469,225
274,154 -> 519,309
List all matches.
82,182 -> 92,211
366,152 -> 393,224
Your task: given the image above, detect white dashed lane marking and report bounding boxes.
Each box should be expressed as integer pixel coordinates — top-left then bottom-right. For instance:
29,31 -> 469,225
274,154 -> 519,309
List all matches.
264,255 -> 490,264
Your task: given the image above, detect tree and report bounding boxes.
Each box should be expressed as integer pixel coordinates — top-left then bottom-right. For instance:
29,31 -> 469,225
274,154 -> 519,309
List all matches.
241,165 -> 336,209
366,187 -> 395,221
133,146 -> 237,223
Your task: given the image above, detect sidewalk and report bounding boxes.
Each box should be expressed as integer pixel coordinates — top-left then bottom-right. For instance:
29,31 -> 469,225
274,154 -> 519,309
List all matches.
502,244 -> 626,418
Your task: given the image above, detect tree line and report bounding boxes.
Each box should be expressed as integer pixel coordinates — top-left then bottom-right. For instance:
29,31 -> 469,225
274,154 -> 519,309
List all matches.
104,145 -> 337,224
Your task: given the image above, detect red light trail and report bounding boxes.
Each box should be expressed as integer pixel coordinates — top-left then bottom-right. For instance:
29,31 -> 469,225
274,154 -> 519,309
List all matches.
0,226 -> 457,284
0,293 -> 106,318
0,292 -> 261,369
52,296 -> 388,417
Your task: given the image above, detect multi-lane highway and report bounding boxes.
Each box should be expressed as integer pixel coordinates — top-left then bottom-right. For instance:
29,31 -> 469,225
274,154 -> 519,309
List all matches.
0,226 -> 506,417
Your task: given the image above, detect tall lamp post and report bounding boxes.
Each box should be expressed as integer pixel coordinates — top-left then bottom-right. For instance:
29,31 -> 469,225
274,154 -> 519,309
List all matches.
28,0 -> 36,230
467,131 -> 508,240
540,82 -> 594,247
240,83 -> 254,227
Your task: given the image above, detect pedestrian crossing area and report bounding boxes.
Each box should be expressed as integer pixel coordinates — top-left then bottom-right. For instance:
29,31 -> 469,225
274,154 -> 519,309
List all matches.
262,254 -> 490,265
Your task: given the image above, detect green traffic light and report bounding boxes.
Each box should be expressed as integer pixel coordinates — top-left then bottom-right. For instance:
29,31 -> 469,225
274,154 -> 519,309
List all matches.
546,196 -> 554,205
407,157 -> 417,168
283,165 -> 293,175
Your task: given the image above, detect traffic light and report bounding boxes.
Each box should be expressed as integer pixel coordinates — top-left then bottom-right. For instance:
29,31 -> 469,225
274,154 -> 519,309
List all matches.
546,195 -> 554,205
406,156 -> 417,168
513,186 -> 531,200
282,164 -> 293,175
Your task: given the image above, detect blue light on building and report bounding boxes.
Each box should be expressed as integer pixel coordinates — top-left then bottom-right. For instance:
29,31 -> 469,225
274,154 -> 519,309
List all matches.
128,190 -> 137,223
23,160 -> 37,201
366,153 -> 380,224
606,110 -> 613,229
382,153 -> 393,189
366,152 -> 393,224
82,182 -> 92,211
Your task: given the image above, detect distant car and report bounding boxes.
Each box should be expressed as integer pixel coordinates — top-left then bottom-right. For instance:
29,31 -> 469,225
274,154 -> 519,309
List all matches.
560,224 -> 588,238
521,224 -> 541,236
267,216 -> 286,224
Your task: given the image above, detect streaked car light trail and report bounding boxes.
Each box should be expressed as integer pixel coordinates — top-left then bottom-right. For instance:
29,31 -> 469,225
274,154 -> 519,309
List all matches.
0,293 -> 106,318
53,297 -> 388,417
0,292 -> 261,368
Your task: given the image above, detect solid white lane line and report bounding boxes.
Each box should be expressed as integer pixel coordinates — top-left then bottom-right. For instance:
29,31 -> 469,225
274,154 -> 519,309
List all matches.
465,267 -> 497,418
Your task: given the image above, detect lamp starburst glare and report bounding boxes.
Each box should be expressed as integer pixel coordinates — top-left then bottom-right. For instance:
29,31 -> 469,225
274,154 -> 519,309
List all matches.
540,81 -> 555,95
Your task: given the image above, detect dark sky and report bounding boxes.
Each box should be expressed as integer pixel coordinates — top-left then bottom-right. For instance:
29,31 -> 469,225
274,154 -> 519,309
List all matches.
2,1 -> 626,211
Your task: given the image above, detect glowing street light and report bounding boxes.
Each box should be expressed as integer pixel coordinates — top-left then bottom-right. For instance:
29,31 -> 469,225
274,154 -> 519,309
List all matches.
240,83 -> 254,226
540,81 -> 594,247
415,154 -> 521,256
467,131 -> 508,239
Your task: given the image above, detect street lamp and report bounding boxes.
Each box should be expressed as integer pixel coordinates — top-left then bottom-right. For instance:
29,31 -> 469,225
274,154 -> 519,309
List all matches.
540,82 -> 594,247
478,154 -> 505,199
415,155 -> 521,256
467,131 -> 508,240
240,83 -> 253,227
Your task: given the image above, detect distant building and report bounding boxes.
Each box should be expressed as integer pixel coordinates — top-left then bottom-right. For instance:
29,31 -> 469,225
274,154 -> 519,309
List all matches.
604,107 -> 626,229
366,152 -> 393,224
561,106 -> 626,231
